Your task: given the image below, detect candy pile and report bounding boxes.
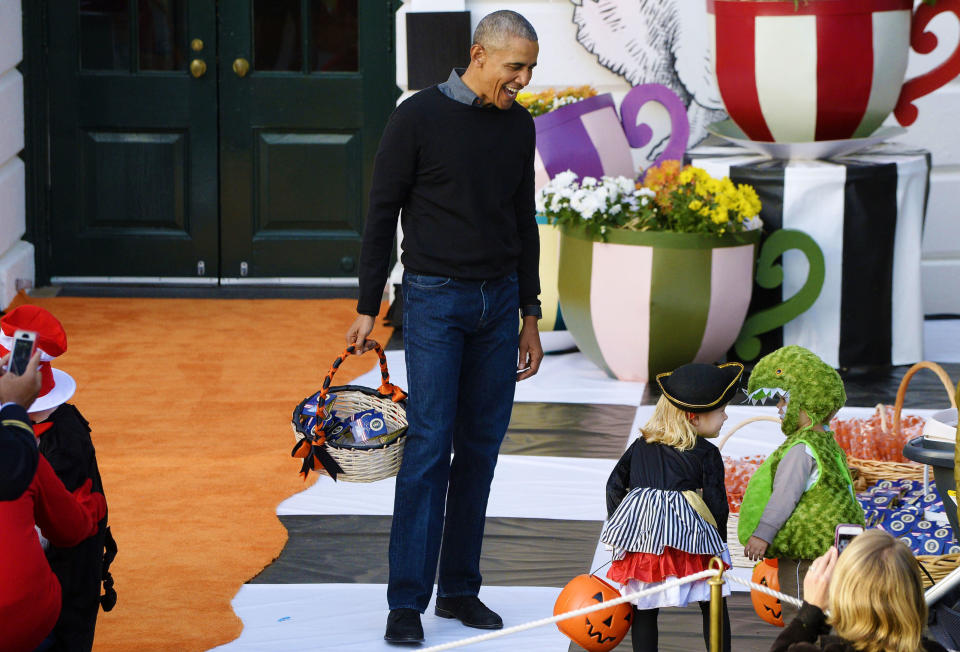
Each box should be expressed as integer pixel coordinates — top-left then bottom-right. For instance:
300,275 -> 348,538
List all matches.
299,391 -> 402,448
859,479 -> 959,556
723,454 -> 767,513
830,406 -> 925,462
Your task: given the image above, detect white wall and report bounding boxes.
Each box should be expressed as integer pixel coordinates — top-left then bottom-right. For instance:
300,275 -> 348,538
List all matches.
0,0 -> 32,309
398,0 -> 960,315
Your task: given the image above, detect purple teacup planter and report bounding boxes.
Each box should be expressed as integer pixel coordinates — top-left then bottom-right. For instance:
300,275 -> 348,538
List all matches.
533,93 -> 636,190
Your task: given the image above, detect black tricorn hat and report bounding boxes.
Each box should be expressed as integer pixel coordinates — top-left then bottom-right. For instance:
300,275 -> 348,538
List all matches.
655,362 -> 744,413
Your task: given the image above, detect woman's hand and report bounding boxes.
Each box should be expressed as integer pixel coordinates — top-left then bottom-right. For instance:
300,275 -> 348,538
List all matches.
802,546 -> 838,610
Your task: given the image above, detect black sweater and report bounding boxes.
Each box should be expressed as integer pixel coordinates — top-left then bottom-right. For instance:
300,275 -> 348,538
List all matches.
356,87 -> 541,315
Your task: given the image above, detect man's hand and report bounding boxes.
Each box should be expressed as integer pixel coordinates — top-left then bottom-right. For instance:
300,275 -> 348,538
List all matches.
744,535 -> 769,562
345,315 -> 377,353
0,352 -> 42,408
516,317 -> 543,381
802,546 -> 837,610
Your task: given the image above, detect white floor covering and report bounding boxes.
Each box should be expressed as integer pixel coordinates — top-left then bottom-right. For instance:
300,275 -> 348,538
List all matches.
213,584 -> 571,652
216,320 -> 960,651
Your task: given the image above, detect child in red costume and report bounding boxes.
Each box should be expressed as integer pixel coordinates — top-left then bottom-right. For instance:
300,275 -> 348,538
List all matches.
602,362 -> 740,652
0,306 -> 116,651
0,352 -> 106,652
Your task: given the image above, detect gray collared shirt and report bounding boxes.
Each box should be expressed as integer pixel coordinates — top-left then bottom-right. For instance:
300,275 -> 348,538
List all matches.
438,68 -> 481,107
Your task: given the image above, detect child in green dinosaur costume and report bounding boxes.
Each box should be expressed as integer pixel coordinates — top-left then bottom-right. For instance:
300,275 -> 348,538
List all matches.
738,345 -> 864,623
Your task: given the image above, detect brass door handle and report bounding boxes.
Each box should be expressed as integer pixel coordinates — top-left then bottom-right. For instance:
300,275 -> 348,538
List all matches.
190,59 -> 207,78
233,58 -> 250,78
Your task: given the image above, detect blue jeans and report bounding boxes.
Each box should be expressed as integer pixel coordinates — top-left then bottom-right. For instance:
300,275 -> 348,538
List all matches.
388,271 -> 519,611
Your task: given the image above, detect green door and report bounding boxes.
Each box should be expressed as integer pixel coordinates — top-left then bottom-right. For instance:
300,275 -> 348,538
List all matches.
48,1 -> 219,280
218,0 -> 397,280
44,0 -> 397,282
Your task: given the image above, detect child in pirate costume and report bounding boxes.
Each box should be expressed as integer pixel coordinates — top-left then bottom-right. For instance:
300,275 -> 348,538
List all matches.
0,306 -> 117,652
602,362 -> 740,652
739,345 -> 864,625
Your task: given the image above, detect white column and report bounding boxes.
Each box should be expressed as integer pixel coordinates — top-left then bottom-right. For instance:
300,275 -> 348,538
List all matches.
0,0 -> 30,309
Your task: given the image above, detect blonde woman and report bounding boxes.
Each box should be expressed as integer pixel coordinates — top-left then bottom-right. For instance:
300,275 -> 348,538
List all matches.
771,528 -> 948,652
602,362 -> 742,652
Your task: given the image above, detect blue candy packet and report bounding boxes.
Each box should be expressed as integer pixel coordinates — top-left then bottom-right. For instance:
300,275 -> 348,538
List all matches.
348,409 -> 389,443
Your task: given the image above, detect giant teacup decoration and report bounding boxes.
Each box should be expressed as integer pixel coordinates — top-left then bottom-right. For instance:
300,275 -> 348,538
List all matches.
534,84 -> 690,332
533,84 -> 692,190
708,0 -> 960,142
557,226 -> 825,382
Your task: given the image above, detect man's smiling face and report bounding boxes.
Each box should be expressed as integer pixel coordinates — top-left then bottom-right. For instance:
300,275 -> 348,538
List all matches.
472,37 -> 538,110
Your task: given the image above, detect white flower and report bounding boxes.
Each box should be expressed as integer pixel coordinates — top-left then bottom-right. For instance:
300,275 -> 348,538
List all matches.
609,204 -> 622,215
553,170 -> 578,188
743,215 -> 764,231
582,176 -> 598,188
535,191 -> 547,214
615,176 -> 636,196
640,197 -> 649,207
635,187 -> 656,199
549,195 -> 564,212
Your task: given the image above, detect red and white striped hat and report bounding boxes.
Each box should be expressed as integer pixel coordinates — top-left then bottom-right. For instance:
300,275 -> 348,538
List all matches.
0,305 -> 76,412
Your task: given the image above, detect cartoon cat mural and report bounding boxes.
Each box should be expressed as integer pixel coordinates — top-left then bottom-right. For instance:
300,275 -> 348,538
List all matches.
571,0 -> 726,155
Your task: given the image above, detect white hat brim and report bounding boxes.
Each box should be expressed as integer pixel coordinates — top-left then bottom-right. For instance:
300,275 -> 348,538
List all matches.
28,367 -> 76,413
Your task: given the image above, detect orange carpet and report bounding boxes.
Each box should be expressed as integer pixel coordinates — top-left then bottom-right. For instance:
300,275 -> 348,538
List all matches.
7,293 -> 394,651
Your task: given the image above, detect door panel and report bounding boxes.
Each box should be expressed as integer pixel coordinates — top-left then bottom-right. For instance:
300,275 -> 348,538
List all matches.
218,0 -> 397,279
49,1 -> 218,279
44,0 -> 396,281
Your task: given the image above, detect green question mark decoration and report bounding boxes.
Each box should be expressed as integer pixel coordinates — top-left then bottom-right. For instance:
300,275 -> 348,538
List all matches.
734,229 -> 826,361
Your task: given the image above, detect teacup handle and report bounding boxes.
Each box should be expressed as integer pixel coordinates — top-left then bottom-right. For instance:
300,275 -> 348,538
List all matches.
733,229 -> 825,361
894,0 -> 960,126
619,83 -> 690,169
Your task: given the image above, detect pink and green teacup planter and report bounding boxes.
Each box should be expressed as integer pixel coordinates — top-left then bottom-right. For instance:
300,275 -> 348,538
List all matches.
557,225 -> 761,382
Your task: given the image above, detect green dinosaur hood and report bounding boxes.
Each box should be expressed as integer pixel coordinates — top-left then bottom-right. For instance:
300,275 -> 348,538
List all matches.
746,345 -> 846,435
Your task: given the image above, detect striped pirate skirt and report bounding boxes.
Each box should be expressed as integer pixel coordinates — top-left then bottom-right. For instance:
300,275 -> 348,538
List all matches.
601,488 -> 730,608
600,487 -> 727,558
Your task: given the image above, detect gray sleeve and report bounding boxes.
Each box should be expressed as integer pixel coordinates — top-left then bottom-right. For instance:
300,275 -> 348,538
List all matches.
752,445 -> 816,544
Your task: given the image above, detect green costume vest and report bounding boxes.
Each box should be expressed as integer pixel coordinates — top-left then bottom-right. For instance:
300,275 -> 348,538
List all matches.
738,427 -> 865,559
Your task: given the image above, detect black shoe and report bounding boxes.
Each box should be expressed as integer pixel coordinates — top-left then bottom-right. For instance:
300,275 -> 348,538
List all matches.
384,608 -> 424,645
435,595 -> 503,630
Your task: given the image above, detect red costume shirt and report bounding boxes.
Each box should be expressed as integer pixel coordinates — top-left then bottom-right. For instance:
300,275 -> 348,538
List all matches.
0,454 -> 105,652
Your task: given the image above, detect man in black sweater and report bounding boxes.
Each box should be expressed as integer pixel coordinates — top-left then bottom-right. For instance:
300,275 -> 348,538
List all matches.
346,9 -> 544,646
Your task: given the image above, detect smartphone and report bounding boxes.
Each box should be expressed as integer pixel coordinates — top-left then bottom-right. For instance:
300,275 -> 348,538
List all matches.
7,330 -> 37,376
834,523 -> 865,554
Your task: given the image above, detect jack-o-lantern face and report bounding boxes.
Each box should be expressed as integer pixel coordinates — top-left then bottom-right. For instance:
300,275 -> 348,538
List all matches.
554,574 -> 632,652
750,558 -> 784,627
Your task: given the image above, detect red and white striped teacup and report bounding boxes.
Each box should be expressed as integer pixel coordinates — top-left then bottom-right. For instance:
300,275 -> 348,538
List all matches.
707,0 -> 960,142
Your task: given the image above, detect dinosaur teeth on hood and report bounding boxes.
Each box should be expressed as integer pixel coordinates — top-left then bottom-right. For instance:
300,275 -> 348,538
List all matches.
747,387 -> 790,405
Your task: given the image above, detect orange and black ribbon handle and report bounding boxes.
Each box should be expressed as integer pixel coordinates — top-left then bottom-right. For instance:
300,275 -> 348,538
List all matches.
292,340 -> 407,481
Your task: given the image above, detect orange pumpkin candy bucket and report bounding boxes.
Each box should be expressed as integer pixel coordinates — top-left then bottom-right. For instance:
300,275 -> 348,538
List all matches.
750,558 -> 784,627
554,574 -> 632,651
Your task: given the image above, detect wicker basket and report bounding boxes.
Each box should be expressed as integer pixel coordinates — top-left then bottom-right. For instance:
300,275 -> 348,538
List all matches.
918,553 -> 960,589
291,341 -> 408,483
845,361 -> 957,490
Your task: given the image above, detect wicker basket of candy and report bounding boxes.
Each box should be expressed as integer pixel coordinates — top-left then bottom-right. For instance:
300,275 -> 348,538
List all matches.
291,341 -> 408,483
837,361 -> 955,490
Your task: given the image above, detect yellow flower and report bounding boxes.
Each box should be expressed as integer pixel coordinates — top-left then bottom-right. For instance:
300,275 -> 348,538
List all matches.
711,207 -> 729,224
688,199 -> 703,211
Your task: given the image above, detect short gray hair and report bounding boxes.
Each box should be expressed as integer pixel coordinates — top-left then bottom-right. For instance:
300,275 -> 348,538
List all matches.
473,10 -> 538,50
